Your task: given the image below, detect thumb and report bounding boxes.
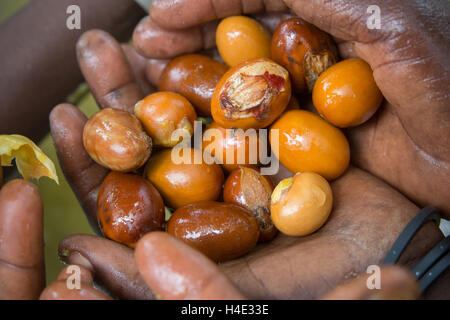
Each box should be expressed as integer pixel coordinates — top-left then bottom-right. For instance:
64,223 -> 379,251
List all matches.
135,232 -> 246,300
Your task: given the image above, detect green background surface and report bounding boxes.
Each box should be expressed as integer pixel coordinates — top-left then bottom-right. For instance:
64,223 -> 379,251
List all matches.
1,0 -> 97,284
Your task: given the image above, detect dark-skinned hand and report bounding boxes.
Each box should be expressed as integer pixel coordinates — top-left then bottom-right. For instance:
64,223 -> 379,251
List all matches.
0,180 -> 421,300
46,0 -> 450,299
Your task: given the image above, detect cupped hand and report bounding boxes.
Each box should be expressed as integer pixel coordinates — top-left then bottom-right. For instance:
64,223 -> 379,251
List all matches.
48,0 -> 450,299
0,179 -> 44,299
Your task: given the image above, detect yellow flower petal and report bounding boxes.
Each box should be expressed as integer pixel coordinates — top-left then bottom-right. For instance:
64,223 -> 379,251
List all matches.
0,135 -> 59,184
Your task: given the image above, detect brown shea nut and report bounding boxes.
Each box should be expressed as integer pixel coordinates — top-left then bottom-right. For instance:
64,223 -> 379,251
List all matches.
144,148 -> 224,209
211,58 -> 291,129
271,18 -> 338,93
83,108 -> 152,172
223,167 -> 277,242
134,92 -> 197,147
158,54 -> 228,116
97,172 -> 165,248
167,201 -> 260,262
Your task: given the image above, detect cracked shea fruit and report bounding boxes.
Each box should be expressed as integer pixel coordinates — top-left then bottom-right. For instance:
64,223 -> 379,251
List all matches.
271,172 -> 332,237
216,16 -> 271,67
158,54 -> 228,116
313,59 -> 383,128
270,110 -> 350,180
211,58 -> 291,129
271,18 -> 337,93
83,108 -> 152,172
167,201 -> 260,262
134,92 -> 197,147
223,167 -> 277,242
97,172 -> 165,248
144,148 -> 224,209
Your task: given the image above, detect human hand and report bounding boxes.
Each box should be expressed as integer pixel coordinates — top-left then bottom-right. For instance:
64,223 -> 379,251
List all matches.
136,0 -> 450,217
48,0 -> 450,299
0,180 -> 429,300
41,232 -> 420,300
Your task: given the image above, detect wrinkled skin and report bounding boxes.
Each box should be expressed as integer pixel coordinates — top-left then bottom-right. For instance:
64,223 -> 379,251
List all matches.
0,180 -> 44,300
3,0 -> 448,299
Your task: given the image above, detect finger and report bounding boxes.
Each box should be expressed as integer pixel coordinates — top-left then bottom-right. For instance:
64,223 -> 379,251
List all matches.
150,0 -> 289,30
334,38 -> 358,59
201,48 -> 225,64
134,11 -> 290,60
50,104 -> 108,234
121,43 -> 156,95
321,266 -> 420,300
0,180 -> 44,300
267,160 -> 294,186
59,234 -> 154,300
77,30 -> 144,113
283,0 -> 380,43
133,16 -> 218,59
135,232 -> 245,300
145,58 -> 170,87
40,265 -> 111,300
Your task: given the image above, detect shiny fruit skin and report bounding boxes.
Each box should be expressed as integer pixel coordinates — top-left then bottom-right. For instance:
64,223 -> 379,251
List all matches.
216,16 -> 271,67
97,172 -> 165,248
144,148 -> 224,209
271,172 -> 332,236
158,54 -> 228,116
270,110 -> 350,180
313,59 -> 383,128
134,92 -> 197,147
167,201 -> 260,262
271,18 -> 337,93
202,122 -> 260,172
211,58 -> 291,129
223,167 -> 277,242
83,108 -> 152,172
